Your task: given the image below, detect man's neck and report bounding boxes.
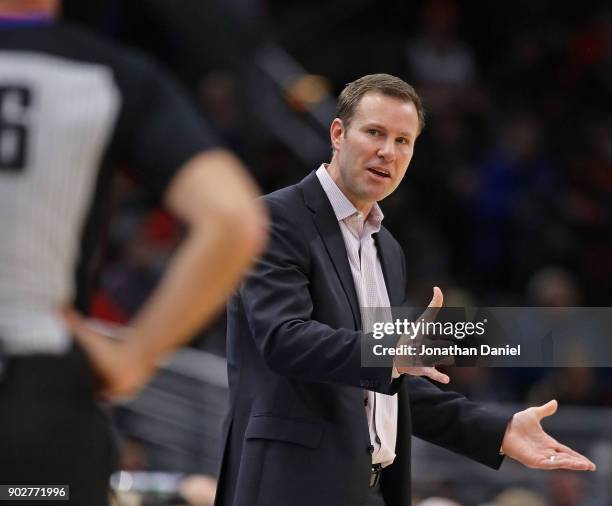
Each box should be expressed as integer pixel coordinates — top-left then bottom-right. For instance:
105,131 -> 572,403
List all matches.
325,161 -> 373,217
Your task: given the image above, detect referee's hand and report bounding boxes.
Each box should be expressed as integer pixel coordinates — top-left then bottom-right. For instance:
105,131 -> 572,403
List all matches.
60,306 -> 153,399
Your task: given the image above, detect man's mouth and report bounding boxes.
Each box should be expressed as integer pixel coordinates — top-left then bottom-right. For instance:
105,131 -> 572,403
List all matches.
367,167 -> 391,178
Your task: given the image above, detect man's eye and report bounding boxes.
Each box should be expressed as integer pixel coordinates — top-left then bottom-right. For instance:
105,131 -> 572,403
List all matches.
397,137 -> 409,145
367,129 -> 380,136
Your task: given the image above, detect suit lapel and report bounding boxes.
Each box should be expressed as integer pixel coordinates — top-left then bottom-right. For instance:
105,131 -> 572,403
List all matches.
299,173 -> 362,329
374,230 -> 403,306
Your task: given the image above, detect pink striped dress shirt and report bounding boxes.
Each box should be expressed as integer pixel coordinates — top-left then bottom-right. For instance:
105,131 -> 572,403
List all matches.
316,164 -> 398,468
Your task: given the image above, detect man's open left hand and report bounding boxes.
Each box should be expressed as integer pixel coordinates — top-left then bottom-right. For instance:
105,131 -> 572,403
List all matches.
501,400 -> 596,471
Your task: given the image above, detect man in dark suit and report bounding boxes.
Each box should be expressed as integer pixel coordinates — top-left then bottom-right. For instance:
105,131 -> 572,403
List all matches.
216,74 -> 595,506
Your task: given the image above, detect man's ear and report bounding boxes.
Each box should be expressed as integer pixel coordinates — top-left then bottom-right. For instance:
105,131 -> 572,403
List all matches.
330,118 -> 344,151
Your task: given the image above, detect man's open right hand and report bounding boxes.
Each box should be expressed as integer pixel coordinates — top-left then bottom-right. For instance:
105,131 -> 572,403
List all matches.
395,287 -> 451,384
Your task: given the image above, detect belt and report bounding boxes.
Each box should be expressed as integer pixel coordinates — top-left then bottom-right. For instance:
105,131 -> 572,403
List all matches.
369,463 -> 382,488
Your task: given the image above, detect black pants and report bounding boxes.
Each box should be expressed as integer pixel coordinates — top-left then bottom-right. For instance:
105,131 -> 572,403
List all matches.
0,344 -> 113,506
365,482 -> 387,506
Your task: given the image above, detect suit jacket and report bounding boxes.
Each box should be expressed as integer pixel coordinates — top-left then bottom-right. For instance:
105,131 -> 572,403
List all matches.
215,172 -> 510,506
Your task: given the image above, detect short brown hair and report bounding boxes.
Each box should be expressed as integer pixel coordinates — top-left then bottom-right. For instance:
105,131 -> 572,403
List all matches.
336,74 -> 425,133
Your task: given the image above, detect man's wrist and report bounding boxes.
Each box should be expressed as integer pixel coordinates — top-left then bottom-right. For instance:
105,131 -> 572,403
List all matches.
499,415 -> 514,456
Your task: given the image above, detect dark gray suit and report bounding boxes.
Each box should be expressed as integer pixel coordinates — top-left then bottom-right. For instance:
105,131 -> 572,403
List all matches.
215,172 -> 509,506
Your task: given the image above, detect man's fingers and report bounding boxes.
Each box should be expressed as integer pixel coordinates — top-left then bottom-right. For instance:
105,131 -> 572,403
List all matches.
428,286 -> 444,308
60,306 -> 83,330
538,453 -> 596,471
534,399 -> 558,421
551,447 -> 597,471
60,306 -> 92,341
424,367 -> 450,384
396,366 -> 450,383
417,287 -> 444,330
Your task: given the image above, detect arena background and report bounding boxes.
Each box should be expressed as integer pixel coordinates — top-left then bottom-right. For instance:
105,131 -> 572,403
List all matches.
61,1 -> 612,505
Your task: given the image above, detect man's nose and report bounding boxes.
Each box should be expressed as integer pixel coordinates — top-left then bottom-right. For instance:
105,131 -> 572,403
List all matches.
377,139 -> 396,162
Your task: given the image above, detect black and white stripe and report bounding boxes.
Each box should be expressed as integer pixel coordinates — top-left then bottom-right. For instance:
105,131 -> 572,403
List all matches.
0,51 -> 120,354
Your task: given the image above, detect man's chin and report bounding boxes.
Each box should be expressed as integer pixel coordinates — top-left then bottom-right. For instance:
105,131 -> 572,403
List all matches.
361,188 -> 391,203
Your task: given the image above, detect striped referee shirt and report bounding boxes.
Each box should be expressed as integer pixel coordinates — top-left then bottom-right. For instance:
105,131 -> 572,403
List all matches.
0,20 -> 218,355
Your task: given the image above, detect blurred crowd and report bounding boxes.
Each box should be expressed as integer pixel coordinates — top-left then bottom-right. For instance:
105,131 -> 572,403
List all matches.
59,0 -> 612,504
74,0 -> 612,406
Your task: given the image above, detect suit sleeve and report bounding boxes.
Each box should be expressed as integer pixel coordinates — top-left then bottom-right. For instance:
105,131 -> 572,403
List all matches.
406,376 -> 510,468
397,250 -> 509,467
238,195 -> 397,393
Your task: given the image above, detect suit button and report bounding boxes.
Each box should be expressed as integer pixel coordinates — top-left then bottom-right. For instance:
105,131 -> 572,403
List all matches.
367,444 -> 374,455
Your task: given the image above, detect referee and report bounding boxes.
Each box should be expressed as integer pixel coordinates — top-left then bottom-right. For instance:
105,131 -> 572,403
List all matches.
0,0 -> 266,503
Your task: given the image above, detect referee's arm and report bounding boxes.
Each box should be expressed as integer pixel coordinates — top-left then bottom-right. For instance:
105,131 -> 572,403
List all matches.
64,148 -> 267,398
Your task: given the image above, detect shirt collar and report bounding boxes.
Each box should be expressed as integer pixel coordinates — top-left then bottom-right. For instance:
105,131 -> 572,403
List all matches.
315,164 -> 384,231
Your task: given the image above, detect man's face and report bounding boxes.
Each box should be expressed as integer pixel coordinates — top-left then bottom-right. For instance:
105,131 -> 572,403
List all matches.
329,92 -> 419,213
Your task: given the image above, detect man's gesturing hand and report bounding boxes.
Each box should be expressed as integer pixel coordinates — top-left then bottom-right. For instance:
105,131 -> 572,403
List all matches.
501,399 -> 596,471
395,286 -> 450,384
